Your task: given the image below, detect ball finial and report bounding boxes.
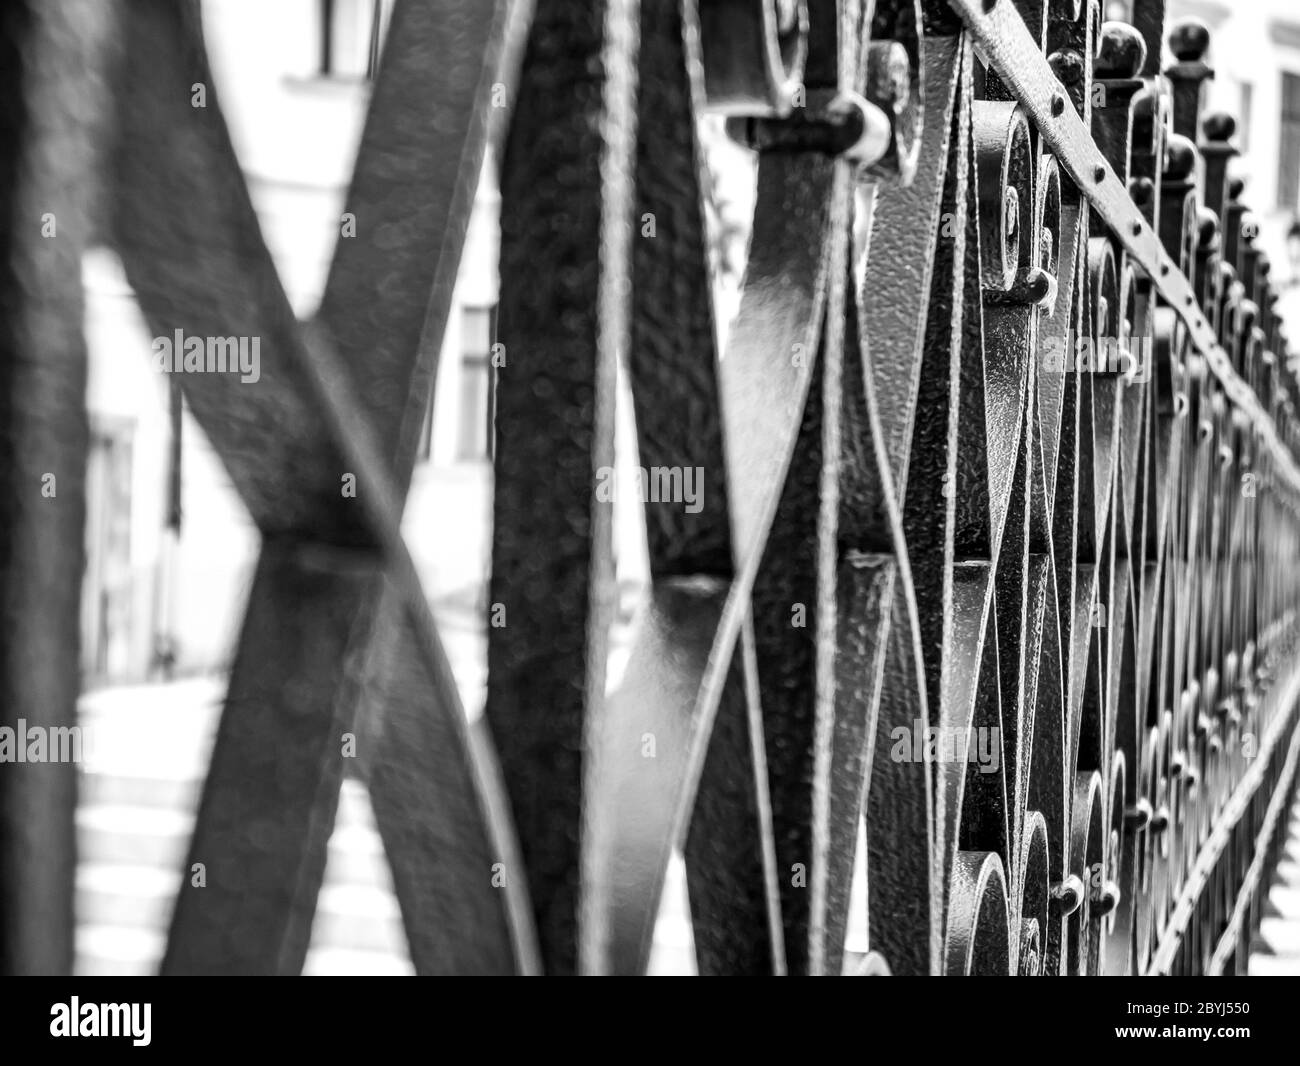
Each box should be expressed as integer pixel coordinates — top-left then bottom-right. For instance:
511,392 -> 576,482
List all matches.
1095,21 -> 1147,79
1169,18 -> 1211,63
1164,134 -> 1196,180
1202,111 -> 1236,143
1196,206 -> 1219,249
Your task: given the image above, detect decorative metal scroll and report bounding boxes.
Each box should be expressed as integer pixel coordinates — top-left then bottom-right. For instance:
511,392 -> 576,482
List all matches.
3,0 -> 1300,976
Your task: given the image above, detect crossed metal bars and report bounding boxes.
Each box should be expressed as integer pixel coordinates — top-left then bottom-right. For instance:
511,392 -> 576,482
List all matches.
2,0 -> 1299,975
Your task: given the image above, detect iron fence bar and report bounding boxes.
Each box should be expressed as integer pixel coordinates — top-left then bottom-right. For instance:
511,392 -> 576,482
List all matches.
0,0 -> 106,977
108,0 -> 351,536
296,322 -> 541,975
6,0 -> 1299,979
585,0 -> 783,977
1151,652 -> 1300,972
947,0 -> 1300,505
487,0 -> 632,975
1206,693 -> 1300,973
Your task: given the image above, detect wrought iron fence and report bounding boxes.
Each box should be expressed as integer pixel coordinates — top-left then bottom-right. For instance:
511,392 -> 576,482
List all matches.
3,0 -> 1300,976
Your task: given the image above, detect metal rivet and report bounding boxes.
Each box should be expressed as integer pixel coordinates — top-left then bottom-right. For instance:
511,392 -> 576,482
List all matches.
1125,798 -> 1153,829
1051,875 -> 1085,914
1094,880 -> 1121,917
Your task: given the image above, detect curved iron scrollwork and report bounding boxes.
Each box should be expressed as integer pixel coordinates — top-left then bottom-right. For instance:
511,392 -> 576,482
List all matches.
486,0 -> 1300,976
485,0 -> 1300,976
4,0 -> 1299,977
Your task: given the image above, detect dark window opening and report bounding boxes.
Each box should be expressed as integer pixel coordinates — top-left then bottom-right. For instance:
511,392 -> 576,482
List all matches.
1239,80 -> 1253,154
457,305 -> 497,463
318,0 -> 390,80
1278,72 -> 1300,210
416,305 -> 498,464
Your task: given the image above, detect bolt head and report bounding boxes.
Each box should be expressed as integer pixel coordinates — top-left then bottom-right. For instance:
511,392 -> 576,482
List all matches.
835,91 -> 892,172
1051,874 -> 1085,915
1125,797 -> 1153,829
1094,880 -> 1121,917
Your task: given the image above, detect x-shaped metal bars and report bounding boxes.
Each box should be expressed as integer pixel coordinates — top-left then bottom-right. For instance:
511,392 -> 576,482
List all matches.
106,0 -> 537,975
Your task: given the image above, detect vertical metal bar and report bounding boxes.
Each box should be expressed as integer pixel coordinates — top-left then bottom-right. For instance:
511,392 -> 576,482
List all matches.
488,0 -> 632,973
0,0 -> 105,976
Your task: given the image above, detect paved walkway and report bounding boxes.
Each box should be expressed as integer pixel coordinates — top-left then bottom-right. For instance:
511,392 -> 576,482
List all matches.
73,590 -> 703,975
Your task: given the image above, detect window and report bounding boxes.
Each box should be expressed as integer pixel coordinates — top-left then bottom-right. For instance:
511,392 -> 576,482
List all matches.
318,0 -> 392,80
417,371 -> 436,462
81,417 -> 135,681
457,306 -> 497,462
1279,72 -> 1300,210
414,305 -> 498,464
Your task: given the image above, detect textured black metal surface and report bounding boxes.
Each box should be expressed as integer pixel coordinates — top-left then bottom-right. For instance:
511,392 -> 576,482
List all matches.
317,0 -> 510,492
9,0 -> 1300,978
488,0 -> 627,974
588,0 -> 762,978
364,597 -> 522,975
524,0 -> 1300,976
162,548 -> 384,975
628,0 -> 733,579
0,0 -> 104,976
